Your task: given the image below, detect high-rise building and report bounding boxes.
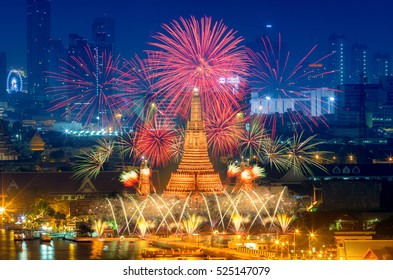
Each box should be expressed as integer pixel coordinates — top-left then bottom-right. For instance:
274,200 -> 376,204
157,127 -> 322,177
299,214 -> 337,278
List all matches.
91,17 -> 115,54
26,0 -> 51,97
328,33 -> 345,87
0,52 -> 6,99
48,39 -> 65,90
372,52 -> 390,83
67,33 -> 88,58
47,39 -> 65,121
350,43 -> 368,83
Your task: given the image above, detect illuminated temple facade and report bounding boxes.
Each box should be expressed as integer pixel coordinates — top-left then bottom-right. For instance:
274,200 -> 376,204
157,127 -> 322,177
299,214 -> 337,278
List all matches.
163,88 -> 224,197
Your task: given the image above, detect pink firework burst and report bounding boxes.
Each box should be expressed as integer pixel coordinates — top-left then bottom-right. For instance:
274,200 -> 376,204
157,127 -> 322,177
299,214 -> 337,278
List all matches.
204,101 -> 245,158
47,46 -> 129,128
148,16 -> 250,118
247,33 -> 334,137
134,119 -> 182,168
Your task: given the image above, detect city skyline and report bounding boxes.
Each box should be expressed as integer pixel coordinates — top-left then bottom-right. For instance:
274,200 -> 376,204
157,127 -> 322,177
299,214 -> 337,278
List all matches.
1,0 -> 393,69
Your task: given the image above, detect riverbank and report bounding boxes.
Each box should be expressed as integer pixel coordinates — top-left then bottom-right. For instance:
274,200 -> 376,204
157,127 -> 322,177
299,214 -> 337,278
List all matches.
151,237 -> 265,260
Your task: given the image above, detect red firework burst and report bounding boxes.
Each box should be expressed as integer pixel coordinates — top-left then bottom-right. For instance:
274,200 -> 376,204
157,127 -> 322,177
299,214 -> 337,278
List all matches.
239,165 -> 265,182
119,170 -> 139,187
134,119 -> 182,168
227,162 -> 241,177
46,46 -> 129,128
247,33 -> 334,136
148,16 -> 249,118
204,101 -> 245,158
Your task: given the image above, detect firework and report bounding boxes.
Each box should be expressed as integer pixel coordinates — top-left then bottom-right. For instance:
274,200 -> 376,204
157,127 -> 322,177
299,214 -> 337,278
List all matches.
286,132 -> 328,177
238,164 -> 265,182
247,33 -> 333,136
47,46 -> 128,128
116,53 -> 163,125
119,170 -> 139,187
136,217 -> 152,238
134,119 -> 182,168
239,115 -> 266,159
182,214 -> 204,235
229,212 -> 249,234
117,132 -> 135,159
240,169 -> 252,181
94,138 -> 115,162
93,219 -> 108,238
148,16 -> 249,117
227,162 -> 241,177
73,149 -> 107,181
260,136 -> 290,173
275,213 -> 296,234
169,130 -> 185,163
250,165 -> 265,179
205,102 -> 244,158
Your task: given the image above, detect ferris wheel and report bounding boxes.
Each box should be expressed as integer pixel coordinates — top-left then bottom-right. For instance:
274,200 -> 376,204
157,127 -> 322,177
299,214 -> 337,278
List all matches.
7,69 -> 23,94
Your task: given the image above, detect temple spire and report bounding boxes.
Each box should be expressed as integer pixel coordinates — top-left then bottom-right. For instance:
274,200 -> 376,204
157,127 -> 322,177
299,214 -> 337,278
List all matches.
164,88 -> 224,197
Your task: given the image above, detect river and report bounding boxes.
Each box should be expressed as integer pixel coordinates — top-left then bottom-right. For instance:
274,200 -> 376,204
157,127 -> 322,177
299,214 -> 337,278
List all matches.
0,229 -> 150,260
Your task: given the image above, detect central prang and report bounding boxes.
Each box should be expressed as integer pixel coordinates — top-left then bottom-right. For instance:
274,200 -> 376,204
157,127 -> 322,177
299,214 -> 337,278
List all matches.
163,88 -> 224,198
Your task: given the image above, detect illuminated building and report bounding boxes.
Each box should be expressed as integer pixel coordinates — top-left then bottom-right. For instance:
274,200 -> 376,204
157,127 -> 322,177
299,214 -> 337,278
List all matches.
26,0 -> 51,97
0,120 -> 18,162
328,33 -> 345,87
371,52 -> 390,83
164,88 -> 224,199
350,43 -> 368,83
91,17 -> 115,54
30,131 -> 46,151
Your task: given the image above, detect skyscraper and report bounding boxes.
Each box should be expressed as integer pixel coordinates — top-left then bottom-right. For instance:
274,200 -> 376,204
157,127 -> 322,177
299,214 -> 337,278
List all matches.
350,43 -> 368,83
372,52 -> 390,83
328,33 -> 345,88
26,0 -> 51,98
47,39 -> 65,103
91,17 -> 115,54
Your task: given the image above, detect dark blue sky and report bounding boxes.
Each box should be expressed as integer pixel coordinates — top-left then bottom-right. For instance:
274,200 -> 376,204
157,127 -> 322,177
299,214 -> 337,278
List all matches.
1,0 -> 393,69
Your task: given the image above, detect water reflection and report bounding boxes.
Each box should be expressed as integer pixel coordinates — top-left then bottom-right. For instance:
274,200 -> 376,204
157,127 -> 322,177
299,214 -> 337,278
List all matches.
0,230 -> 150,260
40,242 -> 54,260
18,241 -> 28,260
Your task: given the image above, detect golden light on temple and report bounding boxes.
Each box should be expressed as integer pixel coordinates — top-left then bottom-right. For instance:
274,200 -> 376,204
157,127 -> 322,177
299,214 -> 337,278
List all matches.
164,89 -> 224,197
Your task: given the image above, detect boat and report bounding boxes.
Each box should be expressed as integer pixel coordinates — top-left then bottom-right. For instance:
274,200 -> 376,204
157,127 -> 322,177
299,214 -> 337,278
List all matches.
23,230 -> 35,240
40,232 -> 52,242
13,231 -> 25,241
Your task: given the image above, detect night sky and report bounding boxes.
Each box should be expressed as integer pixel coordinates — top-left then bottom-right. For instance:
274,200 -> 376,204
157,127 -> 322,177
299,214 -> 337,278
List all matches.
1,0 -> 393,69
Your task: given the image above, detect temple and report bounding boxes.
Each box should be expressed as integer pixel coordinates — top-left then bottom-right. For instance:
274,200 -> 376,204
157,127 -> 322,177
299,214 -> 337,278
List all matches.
163,88 -> 225,198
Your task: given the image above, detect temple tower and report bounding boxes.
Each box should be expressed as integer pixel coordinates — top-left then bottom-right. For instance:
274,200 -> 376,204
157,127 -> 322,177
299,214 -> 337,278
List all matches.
139,160 -> 151,196
164,88 -> 224,198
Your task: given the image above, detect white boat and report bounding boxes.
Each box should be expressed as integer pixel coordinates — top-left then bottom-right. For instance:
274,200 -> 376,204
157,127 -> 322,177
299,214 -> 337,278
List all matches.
40,232 -> 52,242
